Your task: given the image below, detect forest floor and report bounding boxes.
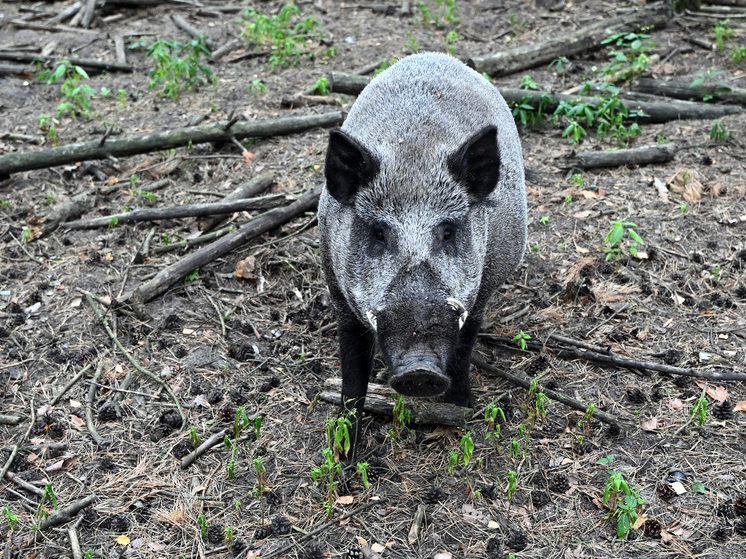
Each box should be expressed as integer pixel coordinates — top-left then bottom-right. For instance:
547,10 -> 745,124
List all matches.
1,1 -> 746,558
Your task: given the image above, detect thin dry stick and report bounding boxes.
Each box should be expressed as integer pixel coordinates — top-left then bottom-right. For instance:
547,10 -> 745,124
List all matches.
85,360 -> 109,447
84,293 -> 186,427
0,396 -> 35,483
39,495 -> 96,531
51,352 -> 109,406
471,356 -> 631,430
181,428 -> 230,469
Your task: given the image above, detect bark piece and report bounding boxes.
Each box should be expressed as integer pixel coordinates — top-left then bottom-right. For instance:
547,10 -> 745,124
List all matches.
634,78 -> 746,106
39,495 -> 96,530
0,112 -> 343,178
127,189 -> 320,303
63,194 -> 289,230
201,172 -> 274,232
82,0 -> 96,28
319,378 -> 473,426
0,52 -> 132,73
40,192 -> 95,236
466,4 -> 671,77
407,505 -> 427,545
564,143 -> 677,170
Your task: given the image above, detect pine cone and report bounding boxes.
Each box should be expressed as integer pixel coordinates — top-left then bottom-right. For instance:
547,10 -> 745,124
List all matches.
657,483 -> 676,500
643,518 -> 662,538
253,524 -> 274,540
265,490 -> 282,507
207,525 -> 224,545
626,388 -> 647,404
300,541 -> 325,559
663,349 -> 682,365
734,494 -> 746,516
712,525 -> 732,543
504,529 -> 529,551
423,485 -> 445,504
346,545 -> 364,559
231,539 -> 246,554
673,376 -> 692,389
651,387 -> 665,402
605,423 -> 623,439
736,518 -> 746,536
531,491 -> 551,508
736,285 -> 746,300
716,502 -> 735,519
271,515 -> 291,535
486,536 -> 501,552
525,355 -> 549,376
712,400 -> 735,421
549,474 -> 570,494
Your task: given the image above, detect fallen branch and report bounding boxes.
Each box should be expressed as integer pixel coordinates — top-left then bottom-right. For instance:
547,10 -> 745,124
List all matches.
85,360 -> 109,447
466,4 -> 671,77
471,356 -> 631,429
329,73 -> 742,123
200,172 -> 274,232
562,143 -> 677,169
633,78 -> 746,106
319,378 -> 474,426
126,188 -> 320,305
0,51 -> 132,73
50,355 -> 105,406
0,63 -> 29,76
0,397 -> 35,484
39,495 -> 96,531
181,428 -> 230,469
4,471 -> 45,497
62,194 -> 290,230
0,111 -> 343,178
170,12 -> 215,51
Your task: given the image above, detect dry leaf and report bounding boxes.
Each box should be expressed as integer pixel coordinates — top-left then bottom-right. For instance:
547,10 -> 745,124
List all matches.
668,168 -> 702,203
580,190 -> 598,199
563,256 -> 595,286
573,210 -> 592,219
670,399 -> 684,411
235,256 -> 257,281
242,151 -> 256,162
70,414 -> 85,428
371,543 -> 385,554
433,554 -> 453,559
670,482 -> 686,495
46,460 -> 66,472
336,495 -> 354,505
632,515 -> 647,529
116,535 -> 130,545
653,177 -> 669,202
355,536 -> 368,547
640,417 -> 658,431
734,401 -> 746,412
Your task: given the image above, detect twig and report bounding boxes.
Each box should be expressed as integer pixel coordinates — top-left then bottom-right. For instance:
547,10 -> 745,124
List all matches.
84,294 -> 186,427
258,498 -> 389,559
39,494 -> 96,530
0,397 -> 35,483
0,415 -> 23,425
181,428 -> 231,469
151,221 -> 237,254
68,519 -> 84,559
51,353 -> 108,406
471,356 -> 631,429
85,360 -> 109,447
4,471 -> 45,496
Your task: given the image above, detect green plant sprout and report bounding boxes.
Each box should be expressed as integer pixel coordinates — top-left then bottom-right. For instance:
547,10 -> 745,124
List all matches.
197,514 -> 208,538
108,217 -> 119,228
36,483 -> 58,524
189,427 -> 199,449
506,470 -> 517,520
40,62 -> 95,117
539,216 -> 550,224
691,394 -> 708,428
186,268 -> 200,282
601,31 -> 655,82
514,330 -> 531,350
597,454 -> 615,465
357,462 -> 370,489
224,406 -> 253,479
519,75 -> 539,90
446,30 -> 459,56
578,403 -> 596,433
311,412 -> 353,519
147,38 -> 213,99
732,45 -> 746,63
38,114 -> 58,143
572,173 -> 583,187
45,192 -> 57,206
680,203 -> 688,214
549,56 -> 570,87
254,457 -> 268,524
564,193 -> 573,205
712,20 -> 733,51
509,438 -> 520,459
604,220 -> 643,260
603,472 -> 645,539
22,227 -> 31,243
134,190 -> 156,203
2,507 -> 18,531
225,526 -> 234,548
249,79 -> 267,96
241,4 -> 321,71
710,120 -> 730,141
311,76 -> 330,95
405,31 -> 420,52
484,401 -> 505,455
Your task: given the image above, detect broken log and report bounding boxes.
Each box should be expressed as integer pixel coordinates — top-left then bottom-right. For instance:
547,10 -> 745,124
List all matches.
562,143 -> 677,170
201,172 -> 274,233
0,111 -> 343,178
466,4 -> 671,77
633,78 -> 746,106
319,378 -> 474,426
62,194 -> 290,230
329,73 -> 743,123
0,63 -> 28,76
127,189 -> 320,304
0,52 -> 132,73
170,12 -> 214,51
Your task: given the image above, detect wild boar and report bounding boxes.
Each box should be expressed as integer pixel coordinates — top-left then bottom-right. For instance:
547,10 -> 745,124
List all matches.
318,52 -> 527,459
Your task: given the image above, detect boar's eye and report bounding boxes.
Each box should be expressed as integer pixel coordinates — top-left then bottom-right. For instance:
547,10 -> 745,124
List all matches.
372,227 -> 385,243
443,227 -> 454,241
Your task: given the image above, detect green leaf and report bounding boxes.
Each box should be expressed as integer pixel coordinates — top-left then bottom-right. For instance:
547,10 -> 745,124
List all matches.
617,514 -> 631,538
628,230 -> 643,244
691,481 -> 706,494
608,226 -> 624,246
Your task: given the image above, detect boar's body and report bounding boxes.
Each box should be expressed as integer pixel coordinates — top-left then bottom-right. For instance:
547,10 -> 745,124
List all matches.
319,53 -> 526,459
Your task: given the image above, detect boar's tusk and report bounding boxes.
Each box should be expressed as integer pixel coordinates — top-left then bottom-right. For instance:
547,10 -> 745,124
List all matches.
365,310 -> 378,332
446,298 -> 468,330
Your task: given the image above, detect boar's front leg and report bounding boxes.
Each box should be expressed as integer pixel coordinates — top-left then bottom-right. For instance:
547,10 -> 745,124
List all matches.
442,312 -> 481,408
337,311 -> 375,462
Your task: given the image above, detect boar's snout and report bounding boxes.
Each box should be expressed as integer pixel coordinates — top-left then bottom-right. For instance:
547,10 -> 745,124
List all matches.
389,350 -> 450,397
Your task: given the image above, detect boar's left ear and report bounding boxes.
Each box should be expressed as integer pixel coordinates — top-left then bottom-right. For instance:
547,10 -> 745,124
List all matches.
325,130 -> 379,205
448,125 -> 500,201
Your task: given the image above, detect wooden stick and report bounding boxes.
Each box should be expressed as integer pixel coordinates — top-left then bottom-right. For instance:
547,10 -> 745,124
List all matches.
329,73 -> 743,123
62,194 -> 290,230
0,112 -> 343,178
0,53 -> 130,75
39,495 -> 96,531
126,189 -> 320,304
634,78 -> 746,106
200,172 -> 274,232
81,0 -> 96,28
407,504 -> 427,545
319,378 -> 474,426
170,12 -> 214,51
562,143 -> 677,170
466,4 -> 671,77
85,360 -> 109,447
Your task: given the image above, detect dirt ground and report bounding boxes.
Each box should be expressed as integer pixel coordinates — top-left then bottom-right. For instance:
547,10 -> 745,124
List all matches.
1,0 -> 746,558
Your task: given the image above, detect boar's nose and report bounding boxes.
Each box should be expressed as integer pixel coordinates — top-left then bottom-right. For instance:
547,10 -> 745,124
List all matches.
390,350 -> 450,397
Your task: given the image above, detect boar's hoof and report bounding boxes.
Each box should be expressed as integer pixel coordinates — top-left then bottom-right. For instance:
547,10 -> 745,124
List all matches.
390,364 -> 450,398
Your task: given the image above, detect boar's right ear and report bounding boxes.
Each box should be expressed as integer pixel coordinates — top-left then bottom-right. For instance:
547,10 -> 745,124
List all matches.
325,130 -> 379,205
448,125 -> 500,202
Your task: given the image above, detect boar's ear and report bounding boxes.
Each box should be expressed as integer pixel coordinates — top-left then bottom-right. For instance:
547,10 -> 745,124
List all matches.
448,125 -> 500,201
325,130 -> 379,205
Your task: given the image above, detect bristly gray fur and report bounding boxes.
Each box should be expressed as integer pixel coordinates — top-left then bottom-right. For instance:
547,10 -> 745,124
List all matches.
319,52 -> 527,328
